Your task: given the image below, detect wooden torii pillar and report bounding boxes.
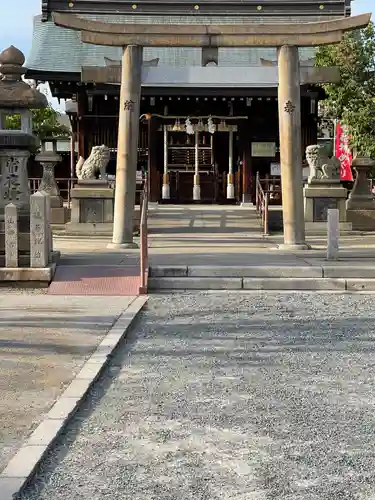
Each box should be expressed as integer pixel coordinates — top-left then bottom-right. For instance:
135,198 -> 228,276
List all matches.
53,13 -> 371,249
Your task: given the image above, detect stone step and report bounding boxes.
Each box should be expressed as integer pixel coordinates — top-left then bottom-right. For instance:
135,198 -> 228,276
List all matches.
148,265 -> 375,291
148,276 -> 375,292
149,265 -> 323,278
149,265 -> 375,279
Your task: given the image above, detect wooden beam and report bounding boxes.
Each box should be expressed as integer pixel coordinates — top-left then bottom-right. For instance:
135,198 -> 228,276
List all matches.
46,0 -> 348,17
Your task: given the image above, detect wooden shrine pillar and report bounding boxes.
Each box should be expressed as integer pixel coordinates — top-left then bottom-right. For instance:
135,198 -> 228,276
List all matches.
76,89 -> 86,159
277,45 -> 308,249
148,116 -> 160,203
109,44 -> 143,249
239,121 -> 252,205
70,131 -> 77,178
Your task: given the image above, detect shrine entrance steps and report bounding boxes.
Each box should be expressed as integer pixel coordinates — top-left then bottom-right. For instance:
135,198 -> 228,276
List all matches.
147,205 -> 375,292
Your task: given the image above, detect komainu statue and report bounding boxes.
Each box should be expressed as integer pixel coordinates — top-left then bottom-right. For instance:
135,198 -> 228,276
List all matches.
306,145 -> 341,182
75,145 -> 110,180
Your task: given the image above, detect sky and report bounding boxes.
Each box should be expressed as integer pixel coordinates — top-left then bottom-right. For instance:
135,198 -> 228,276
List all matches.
0,0 -> 373,109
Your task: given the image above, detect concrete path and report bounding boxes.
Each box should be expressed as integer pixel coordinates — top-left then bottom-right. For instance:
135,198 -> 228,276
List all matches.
0,294 -> 135,472
20,293 -> 375,500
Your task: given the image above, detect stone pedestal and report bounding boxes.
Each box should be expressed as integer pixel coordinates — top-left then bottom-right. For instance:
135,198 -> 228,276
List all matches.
36,149 -> 67,224
304,180 -> 352,233
346,157 -> 375,230
65,180 -> 115,235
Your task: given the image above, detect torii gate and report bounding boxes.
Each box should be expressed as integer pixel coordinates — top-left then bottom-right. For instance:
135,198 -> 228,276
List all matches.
53,12 -> 371,249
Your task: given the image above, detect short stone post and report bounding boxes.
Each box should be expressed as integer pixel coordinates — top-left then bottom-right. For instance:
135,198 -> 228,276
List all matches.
327,208 -> 339,260
5,203 -> 18,267
30,192 -> 48,268
277,45 -> 308,250
40,190 -> 53,260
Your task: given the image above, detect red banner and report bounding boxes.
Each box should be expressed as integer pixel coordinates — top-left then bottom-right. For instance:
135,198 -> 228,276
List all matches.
335,121 -> 353,181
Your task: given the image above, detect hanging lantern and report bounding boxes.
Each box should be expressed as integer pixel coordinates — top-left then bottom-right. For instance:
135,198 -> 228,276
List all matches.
172,118 -> 182,131
185,117 -> 195,135
197,118 -> 204,132
218,120 -> 227,132
207,116 -> 216,134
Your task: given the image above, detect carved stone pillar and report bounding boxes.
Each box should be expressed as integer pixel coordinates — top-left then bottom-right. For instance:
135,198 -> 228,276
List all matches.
0,130 -> 37,264
0,146 -> 31,215
109,44 -> 142,249
277,45 -> 308,249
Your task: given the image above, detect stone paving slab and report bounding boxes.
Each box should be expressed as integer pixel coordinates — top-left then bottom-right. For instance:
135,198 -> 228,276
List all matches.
0,295 -> 135,472
48,265 -> 141,296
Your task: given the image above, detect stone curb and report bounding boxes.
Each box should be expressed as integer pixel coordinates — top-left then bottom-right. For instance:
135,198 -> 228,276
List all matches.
150,265 -> 375,280
0,295 -> 148,500
148,276 -> 375,292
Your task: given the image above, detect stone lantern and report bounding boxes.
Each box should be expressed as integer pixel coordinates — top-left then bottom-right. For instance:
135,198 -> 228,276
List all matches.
0,46 -> 48,267
0,45 -> 47,218
35,140 -> 66,224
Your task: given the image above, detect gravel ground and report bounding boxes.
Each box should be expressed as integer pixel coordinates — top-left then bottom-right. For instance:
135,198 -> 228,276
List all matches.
20,292 -> 375,500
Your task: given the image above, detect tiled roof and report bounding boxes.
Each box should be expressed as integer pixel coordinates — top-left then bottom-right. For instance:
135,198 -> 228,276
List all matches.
26,14 -> 318,74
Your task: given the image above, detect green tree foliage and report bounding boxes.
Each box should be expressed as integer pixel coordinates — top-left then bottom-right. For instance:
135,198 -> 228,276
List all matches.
5,106 -> 70,141
316,22 -> 375,157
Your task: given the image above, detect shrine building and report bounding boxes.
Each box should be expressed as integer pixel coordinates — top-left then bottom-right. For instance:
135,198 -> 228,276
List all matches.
26,0 -> 353,204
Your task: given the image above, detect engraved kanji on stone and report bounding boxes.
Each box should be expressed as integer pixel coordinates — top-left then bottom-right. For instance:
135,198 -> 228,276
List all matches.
284,100 -> 296,114
30,192 -> 48,267
124,100 -> 134,112
33,205 -> 43,219
33,235 -> 44,244
4,203 -> 18,268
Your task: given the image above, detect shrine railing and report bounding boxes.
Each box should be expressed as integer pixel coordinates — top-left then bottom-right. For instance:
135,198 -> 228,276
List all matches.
139,175 -> 149,294
255,172 -> 271,236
